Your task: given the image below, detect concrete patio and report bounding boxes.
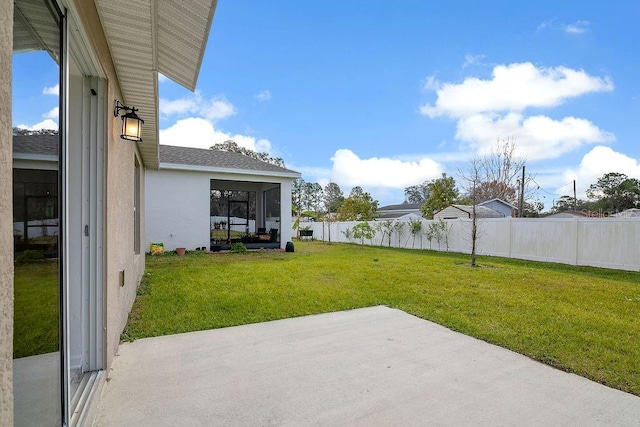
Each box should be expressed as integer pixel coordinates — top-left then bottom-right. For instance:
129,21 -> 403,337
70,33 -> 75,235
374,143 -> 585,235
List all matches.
94,306 -> 640,426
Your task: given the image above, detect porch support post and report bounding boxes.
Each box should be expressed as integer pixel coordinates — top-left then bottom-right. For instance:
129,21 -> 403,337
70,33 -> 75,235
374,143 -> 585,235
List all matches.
280,180 -> 293,248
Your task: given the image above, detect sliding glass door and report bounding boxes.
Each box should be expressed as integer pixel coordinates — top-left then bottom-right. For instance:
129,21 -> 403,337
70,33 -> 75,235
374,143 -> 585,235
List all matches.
12,0 -> 63,425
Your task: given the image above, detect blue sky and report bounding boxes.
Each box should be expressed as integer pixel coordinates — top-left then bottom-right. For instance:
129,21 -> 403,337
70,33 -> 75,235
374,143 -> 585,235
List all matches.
14,1 -> 640,209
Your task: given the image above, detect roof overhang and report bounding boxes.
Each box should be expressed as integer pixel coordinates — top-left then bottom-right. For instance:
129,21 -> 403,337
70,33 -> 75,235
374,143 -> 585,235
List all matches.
160,163 -> 302,180
94,0 -> 217,169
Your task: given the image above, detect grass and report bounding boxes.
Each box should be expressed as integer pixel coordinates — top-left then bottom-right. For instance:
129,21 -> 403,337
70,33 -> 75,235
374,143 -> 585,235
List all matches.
123,242 -> 640,396
14,261 -> 59,358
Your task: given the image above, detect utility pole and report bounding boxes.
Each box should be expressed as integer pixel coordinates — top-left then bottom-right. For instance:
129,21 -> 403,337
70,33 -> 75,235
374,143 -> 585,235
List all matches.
518,165 -> 525,217
573,180 -> 577,211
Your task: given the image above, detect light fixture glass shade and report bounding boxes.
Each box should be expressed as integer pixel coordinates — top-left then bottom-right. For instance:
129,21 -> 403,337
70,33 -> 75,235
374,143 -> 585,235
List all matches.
121,111 -> 144,142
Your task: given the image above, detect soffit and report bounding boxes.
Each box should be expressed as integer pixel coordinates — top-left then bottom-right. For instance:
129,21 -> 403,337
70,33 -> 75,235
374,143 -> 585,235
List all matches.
13,0 -> 60,62
93,0 -> 217,169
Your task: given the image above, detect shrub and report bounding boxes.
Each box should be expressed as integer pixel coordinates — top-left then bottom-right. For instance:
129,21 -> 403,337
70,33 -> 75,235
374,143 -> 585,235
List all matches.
15,250 -> 45,265
230,242 -> 248,254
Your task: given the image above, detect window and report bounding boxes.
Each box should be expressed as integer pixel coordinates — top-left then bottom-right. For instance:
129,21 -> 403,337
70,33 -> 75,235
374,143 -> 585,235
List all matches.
134,157 -> 141,254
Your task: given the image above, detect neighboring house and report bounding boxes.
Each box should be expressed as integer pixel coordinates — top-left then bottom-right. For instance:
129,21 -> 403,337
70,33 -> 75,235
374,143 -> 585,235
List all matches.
544,211 -> 604,219
610,208 -> 640,218
377,202 -> 422,219
478,198 -> 515,218
2,1 -> 218,426
146,145 -> 300,251
434,204 -> 504,220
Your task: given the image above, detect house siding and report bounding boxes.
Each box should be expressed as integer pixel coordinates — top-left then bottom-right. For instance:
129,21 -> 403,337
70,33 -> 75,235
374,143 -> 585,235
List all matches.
480,200 -> 512,217
146,169 -> 211,251
146,168 -> 296,251
71,0 -> 147,372
434,206 -> 468,220
0,1 -> 13,423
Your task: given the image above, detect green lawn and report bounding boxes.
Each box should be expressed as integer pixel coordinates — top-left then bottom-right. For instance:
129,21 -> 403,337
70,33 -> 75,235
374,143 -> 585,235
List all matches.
124,242 -> 640,396
14,261 -> 59,358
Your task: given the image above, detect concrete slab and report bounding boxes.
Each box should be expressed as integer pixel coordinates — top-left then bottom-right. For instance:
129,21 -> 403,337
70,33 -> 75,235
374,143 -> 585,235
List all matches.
94,306 -> 640,426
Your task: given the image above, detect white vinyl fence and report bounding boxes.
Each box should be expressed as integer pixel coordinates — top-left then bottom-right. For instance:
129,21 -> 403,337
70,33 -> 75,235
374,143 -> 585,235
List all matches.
309,218 -> 640,272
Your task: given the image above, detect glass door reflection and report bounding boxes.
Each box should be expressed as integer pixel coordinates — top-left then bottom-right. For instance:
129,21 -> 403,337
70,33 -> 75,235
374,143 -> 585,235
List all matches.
12,0 -> 63,425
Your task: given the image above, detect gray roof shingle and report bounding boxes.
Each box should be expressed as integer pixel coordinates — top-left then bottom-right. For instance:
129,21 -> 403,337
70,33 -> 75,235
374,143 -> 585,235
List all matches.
160,145 -> 299,175
13,133 -> 59,156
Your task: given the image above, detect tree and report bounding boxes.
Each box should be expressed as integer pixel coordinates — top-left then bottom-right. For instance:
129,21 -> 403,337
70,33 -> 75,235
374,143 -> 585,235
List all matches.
478,137 -> 530,206
458,158 -> 482,266
323,182 -> 344,214
420,173 -> 460,219
292,178 -> 306,216
551,195 -> 589,213
407,218 -> 423,249
211,139 -> 285,167
586,172 -> 640,213
322,182 -> 344,243
471,180 -> 516,204
304,182 -> 323,215
404,181 -> 430,204
374,220 -> 394,247
337,186 -> 379,221
351,222 -> 376,246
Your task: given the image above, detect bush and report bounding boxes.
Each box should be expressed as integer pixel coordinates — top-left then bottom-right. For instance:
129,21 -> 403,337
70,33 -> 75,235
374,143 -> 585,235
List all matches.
15,250 -> 45,265
230,242 -> 248,254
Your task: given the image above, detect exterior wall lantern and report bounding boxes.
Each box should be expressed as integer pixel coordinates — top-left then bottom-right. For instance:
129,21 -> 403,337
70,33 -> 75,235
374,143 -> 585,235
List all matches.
114,100 -> 144,142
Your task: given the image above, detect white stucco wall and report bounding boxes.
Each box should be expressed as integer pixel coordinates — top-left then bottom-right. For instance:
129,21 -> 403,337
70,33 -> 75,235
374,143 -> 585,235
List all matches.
146,167 -> 297,251
146,169 -> 211,251
0,2 -> 13,422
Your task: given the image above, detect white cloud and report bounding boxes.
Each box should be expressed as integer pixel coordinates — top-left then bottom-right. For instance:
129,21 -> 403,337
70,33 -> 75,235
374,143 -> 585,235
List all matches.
16,119 -> 58,131
42,84 -> 59,96
419,62 -> 615,161
463,53 -> 486,68
564,20 -> 590,34
421,75 -> 441,92
455,113 -> 614,160
159,91 -> 236,122
158,73 -> 168,83
421,62 -> 613,118
330,149 -> 443,188
537,19 -> 556,31
255,90 -> 272,101
562,146 -> 640,197
159,117 -> 271,153
43,106 -> 59,119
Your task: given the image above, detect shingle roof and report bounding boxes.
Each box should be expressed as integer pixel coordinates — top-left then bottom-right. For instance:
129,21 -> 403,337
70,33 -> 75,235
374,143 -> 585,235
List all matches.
13,133 -> 59,156
160,145 -> 299,175
378,202 -> 422,211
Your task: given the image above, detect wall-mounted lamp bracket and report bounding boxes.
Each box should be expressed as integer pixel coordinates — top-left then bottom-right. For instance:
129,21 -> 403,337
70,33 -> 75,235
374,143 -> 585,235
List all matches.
114,100 -> 144,142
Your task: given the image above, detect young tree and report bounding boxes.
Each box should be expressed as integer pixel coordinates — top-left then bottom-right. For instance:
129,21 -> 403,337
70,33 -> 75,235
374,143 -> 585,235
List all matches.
211,139 -> 285,167
337,186 -> 379,221
420,173 -> 460,219
351,222 -> 376,246
374,220 -> 394,247
404,181 -> 430,204
459,158 -> 482,266
407,218 -> 423,249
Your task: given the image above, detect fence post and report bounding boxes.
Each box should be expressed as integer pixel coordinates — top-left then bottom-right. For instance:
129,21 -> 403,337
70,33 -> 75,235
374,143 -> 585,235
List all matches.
574,218 -> 580,266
